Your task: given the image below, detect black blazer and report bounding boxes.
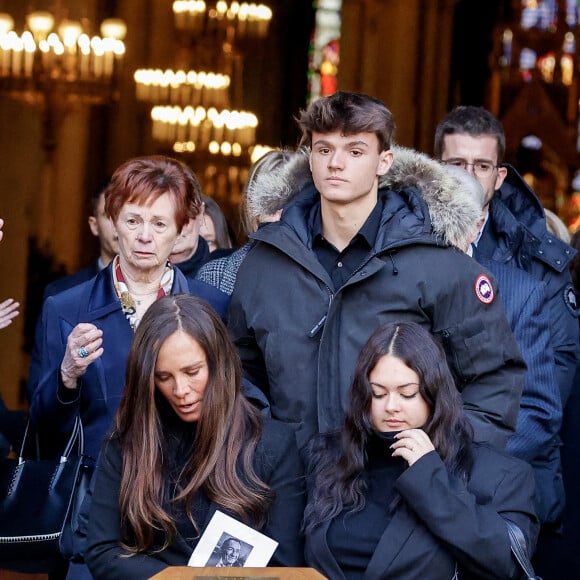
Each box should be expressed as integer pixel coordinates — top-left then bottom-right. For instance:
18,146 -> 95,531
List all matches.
85,417 -> 306,579
305,445 -> 539,580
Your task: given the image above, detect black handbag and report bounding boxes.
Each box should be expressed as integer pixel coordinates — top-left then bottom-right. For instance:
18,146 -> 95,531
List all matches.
58,450 -> 96,562
0,415 -> 91,573
452,521 -> 541,579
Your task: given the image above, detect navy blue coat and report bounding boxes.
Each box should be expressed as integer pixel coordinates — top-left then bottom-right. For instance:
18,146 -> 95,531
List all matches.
26,261 -> 104,405
479,256 -> 564,525
475,165 -> 579,407
532,325 -> 580,578
29,263 -> 229,459
42,261 -> 102,301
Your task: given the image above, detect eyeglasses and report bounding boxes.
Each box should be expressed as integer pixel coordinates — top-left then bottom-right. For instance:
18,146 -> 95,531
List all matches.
441,159 -> 499,177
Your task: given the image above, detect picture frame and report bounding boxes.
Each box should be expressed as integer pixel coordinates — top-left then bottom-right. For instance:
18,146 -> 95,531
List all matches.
188,511 -> 279,568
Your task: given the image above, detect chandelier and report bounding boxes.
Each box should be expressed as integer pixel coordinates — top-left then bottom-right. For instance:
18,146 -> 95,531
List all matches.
134,1 -> 272,160
150,104 -> 257,156
0,9 -> 126,108
134,68 -> 231,109
173,1 -> 273,40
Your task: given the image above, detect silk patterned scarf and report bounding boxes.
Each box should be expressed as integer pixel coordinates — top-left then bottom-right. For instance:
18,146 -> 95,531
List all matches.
112,255 -> 174,331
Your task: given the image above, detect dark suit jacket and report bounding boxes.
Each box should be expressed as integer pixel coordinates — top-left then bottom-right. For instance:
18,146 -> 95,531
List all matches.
174,236 -> 211,279
305,445 -> 538,580
532,338 -> 580,576
475,188 -> 579,407
29,263 -> 229,459
85,418 -> 306,579
478,256 -> 564,525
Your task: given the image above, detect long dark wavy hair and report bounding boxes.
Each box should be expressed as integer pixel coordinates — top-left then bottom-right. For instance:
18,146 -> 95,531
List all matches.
303,321 -> 473,531
112,294 -> 271,553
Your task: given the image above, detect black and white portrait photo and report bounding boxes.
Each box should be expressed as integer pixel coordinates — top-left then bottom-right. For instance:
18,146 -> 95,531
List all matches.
188,510 -> 279,568
206,533 -> 252,567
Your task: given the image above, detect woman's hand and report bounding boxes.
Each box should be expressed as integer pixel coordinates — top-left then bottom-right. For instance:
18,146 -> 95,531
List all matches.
60,323 -> 104,389
390,429 -> 435,467
0,298 -> 19,329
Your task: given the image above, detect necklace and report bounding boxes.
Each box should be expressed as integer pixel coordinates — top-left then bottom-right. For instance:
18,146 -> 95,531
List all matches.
132,290 -> 158,306
112,256 -> 175,331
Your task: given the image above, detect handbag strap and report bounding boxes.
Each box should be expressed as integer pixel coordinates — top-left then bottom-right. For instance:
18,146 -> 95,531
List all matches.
18,415 -> 84,464
60,415 -> 84,462
505,520 -> 540,580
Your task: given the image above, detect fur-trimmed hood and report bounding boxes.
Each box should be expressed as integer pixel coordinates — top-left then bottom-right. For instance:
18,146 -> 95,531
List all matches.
380,146 -> 482,250
245,148 -> 313,223
250,145 -> 481,250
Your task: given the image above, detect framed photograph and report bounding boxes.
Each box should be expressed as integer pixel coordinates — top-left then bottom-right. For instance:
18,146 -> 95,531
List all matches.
188,510 -> 279,568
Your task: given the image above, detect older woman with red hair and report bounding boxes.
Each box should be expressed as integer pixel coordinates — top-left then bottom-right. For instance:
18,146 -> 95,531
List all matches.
29,156 -> 229,576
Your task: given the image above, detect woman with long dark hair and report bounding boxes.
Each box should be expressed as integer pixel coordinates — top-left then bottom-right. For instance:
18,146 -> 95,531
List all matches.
85,295 -> 305,578
303,321 -> 539,579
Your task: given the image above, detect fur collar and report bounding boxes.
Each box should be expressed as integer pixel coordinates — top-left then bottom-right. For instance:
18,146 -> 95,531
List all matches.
380,146 -> 481,249
251,145 -> 481,250
245,149 -> 312,222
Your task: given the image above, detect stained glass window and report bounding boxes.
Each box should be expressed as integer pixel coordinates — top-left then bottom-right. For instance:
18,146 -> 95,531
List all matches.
307,0 -> 342,102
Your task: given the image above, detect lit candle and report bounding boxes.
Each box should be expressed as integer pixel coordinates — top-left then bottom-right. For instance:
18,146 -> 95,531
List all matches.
0,34 -> 12,76
22,31 -> 35,77
11,36 -> 23,76
58,20 -> 82,78
91,36 -> 104,77
78,34 -> 90,79
102,39 -> 115,77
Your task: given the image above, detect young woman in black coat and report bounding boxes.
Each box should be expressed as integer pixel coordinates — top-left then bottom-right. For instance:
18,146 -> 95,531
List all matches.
85,295 -> 305,579
303,321 -> 539,580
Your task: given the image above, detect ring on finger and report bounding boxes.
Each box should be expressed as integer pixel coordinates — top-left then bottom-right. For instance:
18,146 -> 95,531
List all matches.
78,346 -> 89,358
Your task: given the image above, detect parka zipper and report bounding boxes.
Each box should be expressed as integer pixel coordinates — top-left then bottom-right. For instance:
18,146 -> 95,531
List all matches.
309,290 -> 334,338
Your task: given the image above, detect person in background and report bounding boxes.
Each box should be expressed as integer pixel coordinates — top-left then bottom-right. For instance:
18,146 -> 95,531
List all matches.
0,297 -> 19,329
544,208 -> 572,245
532,229 -> 580,578
228,91 -> 526,450
434,106 -> 579,411
304,321 -> 538,579
43,183 -> 119,299
27,184 -> 121,403
169,170 -> 212,279
29,156 -> 229,579
441,163 -> 563,528
85,295 -> 305,579
196,148 -> 311,296
200,194 -> 234,255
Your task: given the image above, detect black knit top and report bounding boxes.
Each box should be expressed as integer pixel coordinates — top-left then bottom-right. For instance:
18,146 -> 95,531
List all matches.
327,431 -> 407,580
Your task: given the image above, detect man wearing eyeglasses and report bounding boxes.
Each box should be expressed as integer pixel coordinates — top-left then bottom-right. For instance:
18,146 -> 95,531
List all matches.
434,106 -> 579,532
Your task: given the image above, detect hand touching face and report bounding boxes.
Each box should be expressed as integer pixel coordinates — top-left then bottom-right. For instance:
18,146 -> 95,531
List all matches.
390,429 -> 435,466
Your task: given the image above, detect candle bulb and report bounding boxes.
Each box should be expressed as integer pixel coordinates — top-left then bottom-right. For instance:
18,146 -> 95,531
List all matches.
0,35 -> 11,76
11,36 -> 23,76
22,31 -> 35,77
